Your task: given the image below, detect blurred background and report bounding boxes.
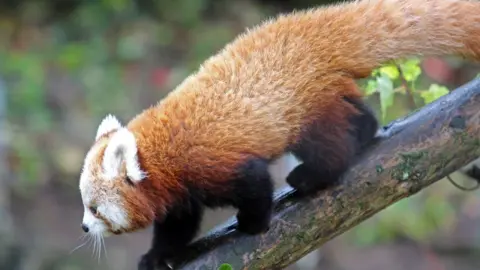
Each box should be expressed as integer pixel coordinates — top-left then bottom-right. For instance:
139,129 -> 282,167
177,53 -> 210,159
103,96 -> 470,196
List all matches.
1,0 -> 480,269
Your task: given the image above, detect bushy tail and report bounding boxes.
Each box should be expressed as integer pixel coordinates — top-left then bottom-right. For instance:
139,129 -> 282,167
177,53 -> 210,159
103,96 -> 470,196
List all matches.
298,0 -> 480,77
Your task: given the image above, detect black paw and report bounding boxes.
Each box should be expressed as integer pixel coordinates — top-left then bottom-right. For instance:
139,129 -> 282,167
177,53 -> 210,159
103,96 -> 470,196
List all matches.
138,252 -> 171,270
236,211 -> 270,235
138,252 -> 154,270
286,164 -> 336,195
466,165 -> 480,181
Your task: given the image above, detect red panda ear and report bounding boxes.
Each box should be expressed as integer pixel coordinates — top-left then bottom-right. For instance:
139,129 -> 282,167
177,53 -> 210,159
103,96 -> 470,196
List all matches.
95,114 -> 123,141
102,128 -> 146,183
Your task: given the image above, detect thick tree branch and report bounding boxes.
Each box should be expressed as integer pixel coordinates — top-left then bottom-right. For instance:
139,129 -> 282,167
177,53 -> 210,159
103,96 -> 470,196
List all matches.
166,78 -> 480,270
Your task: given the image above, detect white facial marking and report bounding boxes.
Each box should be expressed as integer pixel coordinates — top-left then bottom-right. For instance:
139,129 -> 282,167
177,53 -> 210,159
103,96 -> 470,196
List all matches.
82,207 -> 107,234
78,143 -> 106,234
102,128 -> 146,182
79,143 -> 102,199
95,114 -> 122,141
79,134 -> 133,237
81,203 -> 129,235
102,203 -> 129,230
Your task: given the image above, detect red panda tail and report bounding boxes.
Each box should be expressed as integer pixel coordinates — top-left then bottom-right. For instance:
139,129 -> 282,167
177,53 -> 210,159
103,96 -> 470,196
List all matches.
279,0 -> 480,78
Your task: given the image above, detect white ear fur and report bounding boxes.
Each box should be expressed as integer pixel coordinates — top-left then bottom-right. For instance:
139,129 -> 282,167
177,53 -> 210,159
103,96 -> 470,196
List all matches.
95,114 -> 123,140
102,128 -> 146,183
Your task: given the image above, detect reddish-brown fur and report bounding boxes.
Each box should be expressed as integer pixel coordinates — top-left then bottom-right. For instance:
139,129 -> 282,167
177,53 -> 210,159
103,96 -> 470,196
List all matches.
106,0 -> 480,228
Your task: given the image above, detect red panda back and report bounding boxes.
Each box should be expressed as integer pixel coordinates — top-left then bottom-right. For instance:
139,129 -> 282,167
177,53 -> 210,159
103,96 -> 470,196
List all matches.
129,0 -> 480,186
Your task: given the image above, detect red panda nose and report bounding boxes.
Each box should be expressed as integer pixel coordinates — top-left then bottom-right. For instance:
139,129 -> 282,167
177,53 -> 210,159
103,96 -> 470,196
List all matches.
81,224 -> 89,233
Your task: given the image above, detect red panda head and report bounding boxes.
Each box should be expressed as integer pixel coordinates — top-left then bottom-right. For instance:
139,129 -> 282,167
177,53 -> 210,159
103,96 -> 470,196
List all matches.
78,115 -> 155,237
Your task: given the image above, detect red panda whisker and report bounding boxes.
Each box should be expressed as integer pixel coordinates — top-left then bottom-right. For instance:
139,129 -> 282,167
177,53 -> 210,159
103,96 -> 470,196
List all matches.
68,240 -> 88,255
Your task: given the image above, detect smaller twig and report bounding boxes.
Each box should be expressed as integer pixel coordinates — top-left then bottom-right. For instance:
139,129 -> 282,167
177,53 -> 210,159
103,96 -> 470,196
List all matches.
446,175 -> 480,191
396,64 -> 417,110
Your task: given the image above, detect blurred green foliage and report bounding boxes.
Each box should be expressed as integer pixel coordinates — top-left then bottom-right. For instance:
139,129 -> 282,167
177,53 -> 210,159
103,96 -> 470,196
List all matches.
361,58 -> 450,123
351,58 -> 472,246
0,0 -> 244,194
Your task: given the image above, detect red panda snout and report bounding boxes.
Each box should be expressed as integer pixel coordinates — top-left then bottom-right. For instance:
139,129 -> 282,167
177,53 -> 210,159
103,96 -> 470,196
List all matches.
79,115 -> 155,236
80,190 -> 154,236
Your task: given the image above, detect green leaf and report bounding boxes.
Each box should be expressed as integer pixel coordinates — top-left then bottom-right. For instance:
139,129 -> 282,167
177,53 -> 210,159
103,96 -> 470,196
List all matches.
377,74 -> 394,120
363,79 -> 377,96
218,263 -> 234,270
420,84 -> 450,104
378,64 -> 399,80
399,58 -> 422,82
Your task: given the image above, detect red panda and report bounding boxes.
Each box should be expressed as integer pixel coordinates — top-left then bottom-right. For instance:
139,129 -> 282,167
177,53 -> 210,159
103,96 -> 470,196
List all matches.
78,0 -> 480,269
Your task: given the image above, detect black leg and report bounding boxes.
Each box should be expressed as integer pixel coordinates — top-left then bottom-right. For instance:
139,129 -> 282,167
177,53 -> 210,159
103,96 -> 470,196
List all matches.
138,198 -> 203,270
201,158 -> 275,235
344,97 -> 380,152
287,97 -> 378,194
233,159 -> 274,234
466,164 -> 480,181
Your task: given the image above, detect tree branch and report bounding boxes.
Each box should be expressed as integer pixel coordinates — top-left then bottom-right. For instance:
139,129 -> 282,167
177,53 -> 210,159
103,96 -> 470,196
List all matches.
166,78 -> 480,270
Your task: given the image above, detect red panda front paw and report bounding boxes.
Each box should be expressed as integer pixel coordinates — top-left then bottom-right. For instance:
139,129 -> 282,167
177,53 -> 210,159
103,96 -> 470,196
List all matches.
286,164 -> 338,195
236,211 -> 270,235
138,252 -> 171,270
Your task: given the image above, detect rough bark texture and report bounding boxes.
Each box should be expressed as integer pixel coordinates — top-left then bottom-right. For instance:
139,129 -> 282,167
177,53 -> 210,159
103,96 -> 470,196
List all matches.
163,78 -> 480,270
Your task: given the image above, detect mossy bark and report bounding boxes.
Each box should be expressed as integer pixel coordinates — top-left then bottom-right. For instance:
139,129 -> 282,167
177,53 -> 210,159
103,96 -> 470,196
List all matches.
164,78 -> 480,270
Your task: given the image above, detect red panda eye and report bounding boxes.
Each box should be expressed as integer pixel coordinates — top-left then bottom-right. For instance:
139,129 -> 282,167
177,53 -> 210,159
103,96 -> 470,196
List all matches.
89,206 -> 98,215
